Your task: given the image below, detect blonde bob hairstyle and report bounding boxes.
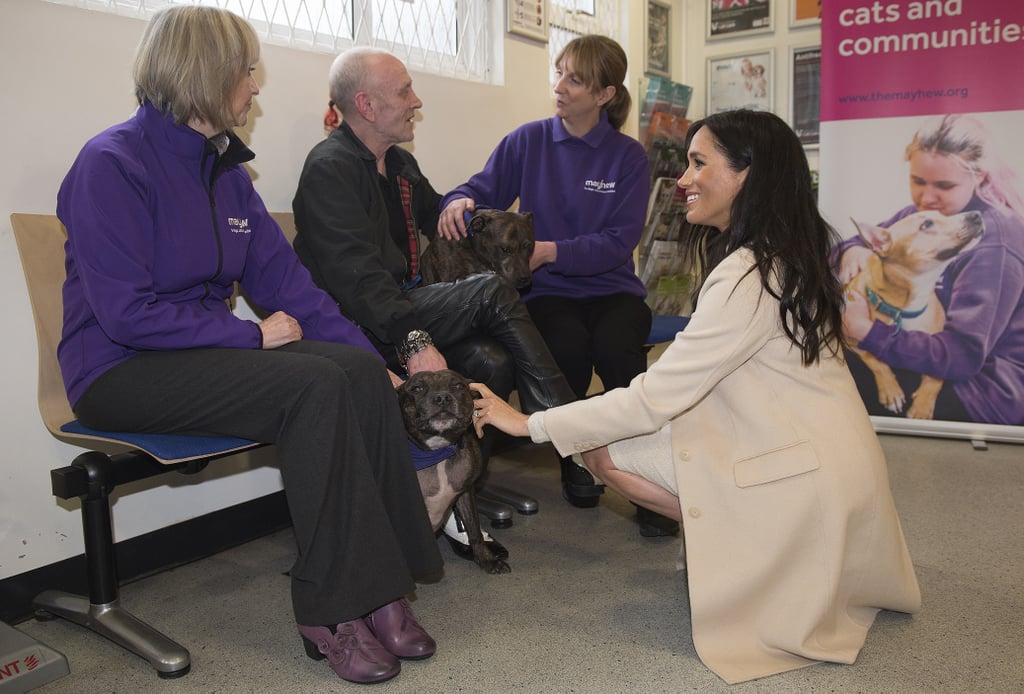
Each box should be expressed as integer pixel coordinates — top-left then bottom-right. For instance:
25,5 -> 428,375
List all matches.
133,6 -> 259,133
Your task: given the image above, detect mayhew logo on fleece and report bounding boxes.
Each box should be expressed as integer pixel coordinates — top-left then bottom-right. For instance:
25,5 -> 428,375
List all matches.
584,179 -> 617,194
227,216 -> 251,234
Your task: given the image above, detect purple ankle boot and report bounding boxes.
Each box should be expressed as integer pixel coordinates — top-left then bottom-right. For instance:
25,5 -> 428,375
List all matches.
297,619 -> 400,684
364,598 -> 437,660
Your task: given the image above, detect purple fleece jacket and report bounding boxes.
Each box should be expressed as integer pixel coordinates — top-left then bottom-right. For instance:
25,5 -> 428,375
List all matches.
839,198 -> 1024,425
441,112 -> 649,302
57,102 -> 378,408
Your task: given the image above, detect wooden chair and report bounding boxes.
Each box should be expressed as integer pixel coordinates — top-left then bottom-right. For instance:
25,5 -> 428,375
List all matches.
11,213 -> 264,679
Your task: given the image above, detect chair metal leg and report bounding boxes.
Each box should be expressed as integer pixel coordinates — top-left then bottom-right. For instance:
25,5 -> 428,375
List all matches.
36,451 -> 191,678
474,496 -> 514,528
478,485 -> 539,515
33,591 -> 190,678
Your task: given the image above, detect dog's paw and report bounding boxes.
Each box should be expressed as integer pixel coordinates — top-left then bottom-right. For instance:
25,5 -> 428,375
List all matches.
876,380 -> 906,414
477,558 -> 511,574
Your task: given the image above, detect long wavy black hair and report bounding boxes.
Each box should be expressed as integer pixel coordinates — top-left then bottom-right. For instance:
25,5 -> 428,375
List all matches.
681,109 -> 844,365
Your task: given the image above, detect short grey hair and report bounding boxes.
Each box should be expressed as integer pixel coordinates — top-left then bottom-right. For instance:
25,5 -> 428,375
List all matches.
328,47 -> 395,117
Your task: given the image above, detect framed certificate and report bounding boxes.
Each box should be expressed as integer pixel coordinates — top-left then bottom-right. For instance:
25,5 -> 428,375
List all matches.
507,0 -> 548,43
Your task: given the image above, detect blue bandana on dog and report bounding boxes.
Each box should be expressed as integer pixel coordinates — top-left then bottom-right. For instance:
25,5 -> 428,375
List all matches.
408,440 -> 456,471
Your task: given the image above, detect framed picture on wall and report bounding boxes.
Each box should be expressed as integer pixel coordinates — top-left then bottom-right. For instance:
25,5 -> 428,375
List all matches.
646,0 -> 671,78
506,0 -> 548,43
707,0 -> 773,41
790,0 -> 821,27
789,45 -> 821,147
706,50 -> 774,115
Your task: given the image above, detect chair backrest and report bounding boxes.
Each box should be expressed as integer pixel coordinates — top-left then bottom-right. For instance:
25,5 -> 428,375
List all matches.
11,213 -> 261,464
11,214 -> 78,437
270,211 -> 297,246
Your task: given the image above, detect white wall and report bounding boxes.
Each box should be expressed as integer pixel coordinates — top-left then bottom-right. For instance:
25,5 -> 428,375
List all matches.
0,0 -> 655,578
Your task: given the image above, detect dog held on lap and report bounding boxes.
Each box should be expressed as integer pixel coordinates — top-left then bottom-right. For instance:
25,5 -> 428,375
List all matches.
844,209 -> 984,419
397,370 -> 511,574
420,209 -> 535,288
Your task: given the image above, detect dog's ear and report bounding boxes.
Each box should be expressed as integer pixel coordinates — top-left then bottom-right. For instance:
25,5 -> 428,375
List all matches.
852,218 -> 892,256
467,213 -> 490,236
521,211 -> 534,225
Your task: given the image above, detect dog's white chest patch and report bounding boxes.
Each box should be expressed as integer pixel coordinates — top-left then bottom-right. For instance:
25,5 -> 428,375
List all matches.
423,434 -> 452,450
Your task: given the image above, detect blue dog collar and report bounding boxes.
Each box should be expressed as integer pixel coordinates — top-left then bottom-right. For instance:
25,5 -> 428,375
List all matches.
865,284 -> 926,332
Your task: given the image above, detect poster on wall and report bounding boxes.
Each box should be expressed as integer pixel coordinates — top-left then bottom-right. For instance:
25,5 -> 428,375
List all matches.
706,50 -> 773,114
707,0 -> 773,40
819,0 -> 1024,441
790,45 -> 820,147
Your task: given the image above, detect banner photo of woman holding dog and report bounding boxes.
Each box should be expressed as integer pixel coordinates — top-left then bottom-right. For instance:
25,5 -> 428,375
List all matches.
819,0 -> 1024,439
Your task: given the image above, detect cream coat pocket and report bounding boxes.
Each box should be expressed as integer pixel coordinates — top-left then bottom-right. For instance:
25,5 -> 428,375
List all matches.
732,440 -> 820,488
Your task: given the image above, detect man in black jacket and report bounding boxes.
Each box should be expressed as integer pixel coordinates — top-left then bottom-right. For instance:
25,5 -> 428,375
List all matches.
292,48 -> 605,558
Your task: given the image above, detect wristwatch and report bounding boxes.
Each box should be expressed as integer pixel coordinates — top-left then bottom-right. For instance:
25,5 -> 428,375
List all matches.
397,329 -> 434,367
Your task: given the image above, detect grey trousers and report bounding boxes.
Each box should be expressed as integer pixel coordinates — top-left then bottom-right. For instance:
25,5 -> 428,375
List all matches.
74,341 -> 443,627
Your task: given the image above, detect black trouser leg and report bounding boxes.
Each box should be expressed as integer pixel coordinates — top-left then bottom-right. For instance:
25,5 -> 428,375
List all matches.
74,342 -> 442,626
406,274 -> 576,413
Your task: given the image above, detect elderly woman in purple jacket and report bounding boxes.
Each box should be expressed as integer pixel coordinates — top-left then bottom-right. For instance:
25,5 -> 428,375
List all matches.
840,114 -> 1024,425
57,7 -> 440,685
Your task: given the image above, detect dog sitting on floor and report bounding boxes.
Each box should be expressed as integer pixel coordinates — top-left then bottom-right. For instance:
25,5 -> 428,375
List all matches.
420,209 -> 535,288
844,209 -> 984,419
396,369 -> 511,574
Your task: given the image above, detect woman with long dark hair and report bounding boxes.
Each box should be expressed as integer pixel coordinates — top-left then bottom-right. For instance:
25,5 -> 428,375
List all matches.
469,110 -> 921,684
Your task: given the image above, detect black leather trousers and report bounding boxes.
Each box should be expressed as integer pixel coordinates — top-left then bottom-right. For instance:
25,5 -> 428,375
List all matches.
370,273 -> 576,414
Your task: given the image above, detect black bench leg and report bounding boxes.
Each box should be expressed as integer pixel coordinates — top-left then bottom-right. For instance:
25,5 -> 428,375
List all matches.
33,452 -> 191,678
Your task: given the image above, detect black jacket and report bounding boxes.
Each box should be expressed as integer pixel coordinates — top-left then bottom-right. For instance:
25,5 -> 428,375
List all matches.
293,121 -> 442,346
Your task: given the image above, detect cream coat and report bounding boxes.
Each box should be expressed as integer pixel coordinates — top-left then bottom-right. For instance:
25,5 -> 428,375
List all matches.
540,249 -> 921,684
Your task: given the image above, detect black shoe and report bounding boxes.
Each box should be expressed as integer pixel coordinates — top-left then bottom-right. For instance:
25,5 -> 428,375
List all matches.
560,456 -> 605,508
635,504 -> 679,537
443,508 -> 510,560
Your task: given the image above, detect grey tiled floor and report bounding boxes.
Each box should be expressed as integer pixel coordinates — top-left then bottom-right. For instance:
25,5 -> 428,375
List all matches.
15,432 -> 1024,693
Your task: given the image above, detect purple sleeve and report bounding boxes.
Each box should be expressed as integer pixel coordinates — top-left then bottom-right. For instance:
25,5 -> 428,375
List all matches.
238,197 -> 381,357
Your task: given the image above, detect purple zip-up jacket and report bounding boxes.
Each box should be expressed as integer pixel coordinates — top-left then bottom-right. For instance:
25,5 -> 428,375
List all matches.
57,102 -> 379,408
838,198 -> 1024,425
441,112 -> 649,302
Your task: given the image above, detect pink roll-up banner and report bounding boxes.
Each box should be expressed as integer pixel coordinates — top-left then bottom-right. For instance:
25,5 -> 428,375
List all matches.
819,0 -> 1024,442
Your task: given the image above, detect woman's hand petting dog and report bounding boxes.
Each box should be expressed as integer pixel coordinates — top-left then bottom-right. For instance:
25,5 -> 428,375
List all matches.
469,382 -> 531,439
438,198 -> 475,240
842,289 -> 873,343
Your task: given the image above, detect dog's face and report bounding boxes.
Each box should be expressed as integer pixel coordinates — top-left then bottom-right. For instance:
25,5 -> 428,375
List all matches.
854,209 -> 985,274
396,370 -> 475,450
467,210 -> 535,288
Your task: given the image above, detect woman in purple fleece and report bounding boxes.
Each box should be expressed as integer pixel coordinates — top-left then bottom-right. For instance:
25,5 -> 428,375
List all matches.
438,36 -> 679,535
840,113 -> 1024,425
57,6 -> 440,685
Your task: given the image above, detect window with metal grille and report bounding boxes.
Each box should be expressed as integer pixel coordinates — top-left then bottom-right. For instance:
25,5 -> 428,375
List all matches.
41,0 -> 493,82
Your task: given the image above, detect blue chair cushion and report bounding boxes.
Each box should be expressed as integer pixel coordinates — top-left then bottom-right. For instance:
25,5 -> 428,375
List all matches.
647,314 -> 690,345
60,420 -> 258,462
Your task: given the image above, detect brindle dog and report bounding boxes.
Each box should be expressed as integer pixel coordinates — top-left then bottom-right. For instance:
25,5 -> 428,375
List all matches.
397,370 -> 511,574
420,209 -> 535,288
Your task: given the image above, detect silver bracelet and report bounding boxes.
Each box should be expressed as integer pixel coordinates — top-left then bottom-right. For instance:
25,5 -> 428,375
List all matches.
397,329 -> 433,367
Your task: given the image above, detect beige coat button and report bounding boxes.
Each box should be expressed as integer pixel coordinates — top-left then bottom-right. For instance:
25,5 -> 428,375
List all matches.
678,450 -> 690,461
688,507 -> 701,518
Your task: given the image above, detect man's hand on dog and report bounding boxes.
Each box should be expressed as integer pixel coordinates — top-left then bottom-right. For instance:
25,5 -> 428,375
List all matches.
842,289 -> 873,343
438,198 -> 475,239
406,346 -> 448,375
468,382 -> 531,439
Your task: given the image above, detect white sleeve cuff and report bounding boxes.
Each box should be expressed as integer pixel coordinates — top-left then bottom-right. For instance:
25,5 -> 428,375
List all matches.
527,412 -> 550,443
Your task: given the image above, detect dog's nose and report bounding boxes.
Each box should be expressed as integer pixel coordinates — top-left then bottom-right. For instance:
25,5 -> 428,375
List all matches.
432,393 -> 452,406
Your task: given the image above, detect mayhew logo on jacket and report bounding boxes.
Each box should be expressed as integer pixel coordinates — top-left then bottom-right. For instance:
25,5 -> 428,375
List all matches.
584,178 -> 616,194
227,216 -> 251,234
